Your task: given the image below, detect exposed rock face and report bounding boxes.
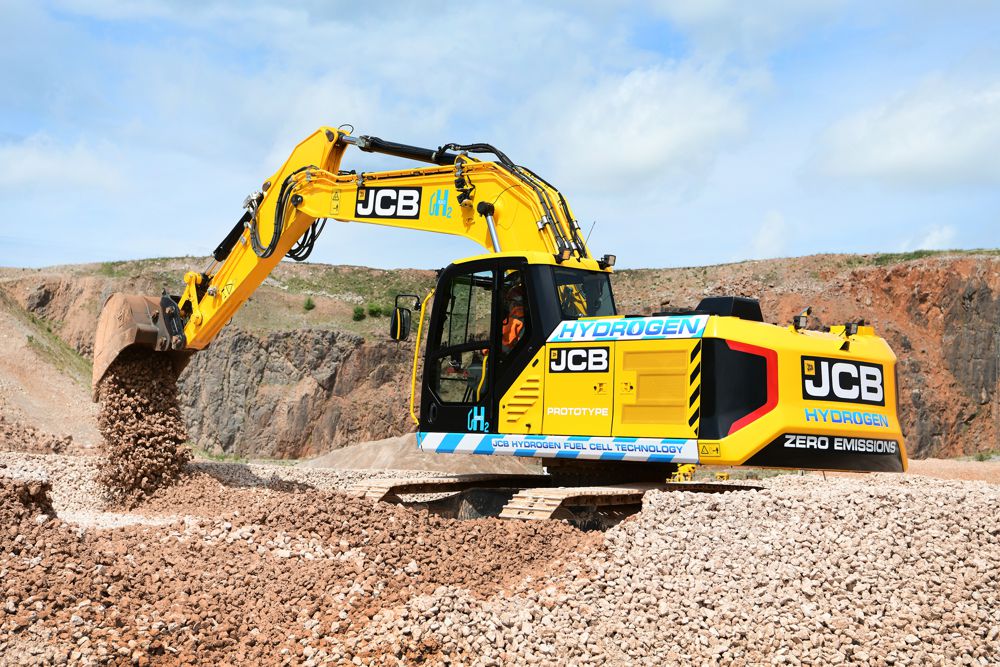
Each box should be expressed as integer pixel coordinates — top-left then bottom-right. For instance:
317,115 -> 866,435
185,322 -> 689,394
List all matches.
842,259 -> 999,458
942,282 -> 998,410
177,328 -> 414,458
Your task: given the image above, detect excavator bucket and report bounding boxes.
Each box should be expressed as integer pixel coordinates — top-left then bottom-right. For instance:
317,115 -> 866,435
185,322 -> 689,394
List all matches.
92,292 -> 192,399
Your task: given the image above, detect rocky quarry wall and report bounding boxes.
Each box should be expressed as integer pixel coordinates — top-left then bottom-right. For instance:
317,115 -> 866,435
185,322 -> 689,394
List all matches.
1,254 -> 997,459
176,329 -> 414,459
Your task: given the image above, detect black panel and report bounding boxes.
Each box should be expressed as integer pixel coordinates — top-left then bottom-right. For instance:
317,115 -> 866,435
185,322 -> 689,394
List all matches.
699,339 -> 768,439
744,433 -> 904,472
695,296 -> 763,322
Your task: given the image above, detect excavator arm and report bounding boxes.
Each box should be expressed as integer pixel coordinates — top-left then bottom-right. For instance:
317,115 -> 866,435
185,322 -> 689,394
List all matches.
93,126 -> 603,387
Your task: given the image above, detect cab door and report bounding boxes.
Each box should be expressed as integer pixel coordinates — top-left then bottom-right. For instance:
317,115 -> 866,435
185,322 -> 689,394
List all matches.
420,261 -> 499,434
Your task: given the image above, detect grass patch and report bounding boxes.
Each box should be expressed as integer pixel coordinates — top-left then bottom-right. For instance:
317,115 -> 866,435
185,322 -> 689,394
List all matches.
23,316 -> 92,386
280,267 -> 434,304
838,248 -> 999,270
98,262 -> 129,277
870,250 -> 941,266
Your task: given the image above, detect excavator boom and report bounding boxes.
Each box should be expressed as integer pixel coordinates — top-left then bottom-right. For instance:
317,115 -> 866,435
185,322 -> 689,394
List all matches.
93,126 -> 600,387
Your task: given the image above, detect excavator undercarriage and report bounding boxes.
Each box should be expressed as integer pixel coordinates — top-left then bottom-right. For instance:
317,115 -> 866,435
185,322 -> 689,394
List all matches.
346,472 -> 763,529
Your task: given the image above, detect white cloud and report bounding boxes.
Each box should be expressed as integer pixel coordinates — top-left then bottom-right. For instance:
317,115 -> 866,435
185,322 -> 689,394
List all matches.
0,134 -> 123,192
532,64 -> 749,192
899,224 -> 957,251
748,210 -> 788,259
817,76 -> 1000,188
3,1 -> 999,269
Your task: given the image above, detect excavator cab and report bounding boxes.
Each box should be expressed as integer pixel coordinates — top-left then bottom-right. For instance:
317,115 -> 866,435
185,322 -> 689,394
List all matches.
416,253 -> 615,435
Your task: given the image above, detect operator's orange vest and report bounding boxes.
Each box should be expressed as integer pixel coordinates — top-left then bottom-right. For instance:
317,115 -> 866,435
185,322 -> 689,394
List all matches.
502,305 -> 525,349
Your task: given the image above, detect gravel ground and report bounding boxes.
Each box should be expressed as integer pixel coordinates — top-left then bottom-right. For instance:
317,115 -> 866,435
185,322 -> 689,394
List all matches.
0,456 -> 594,665
355,474 -> 1000,666
2,453 -> 999,665
0,412 -> 75,455
0,452 -> 446,518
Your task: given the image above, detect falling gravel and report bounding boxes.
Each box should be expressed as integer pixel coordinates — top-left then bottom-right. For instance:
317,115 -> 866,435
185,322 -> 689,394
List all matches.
94,349 -> 191,506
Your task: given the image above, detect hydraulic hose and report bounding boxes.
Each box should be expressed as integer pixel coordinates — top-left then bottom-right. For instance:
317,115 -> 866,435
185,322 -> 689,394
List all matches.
250,166 -> 314,259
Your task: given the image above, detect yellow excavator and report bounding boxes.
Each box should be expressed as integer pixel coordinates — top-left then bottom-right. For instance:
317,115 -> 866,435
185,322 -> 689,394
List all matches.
94,126 -> 907,519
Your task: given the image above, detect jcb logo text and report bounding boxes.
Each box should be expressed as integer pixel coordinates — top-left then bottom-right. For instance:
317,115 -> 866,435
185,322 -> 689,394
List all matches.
801,356 -> 885,406
355,187 -> 421,219
549,347 -> 610,373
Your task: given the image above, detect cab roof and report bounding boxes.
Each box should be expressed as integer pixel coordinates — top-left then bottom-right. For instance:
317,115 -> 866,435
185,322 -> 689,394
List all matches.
451,250 -> 610,273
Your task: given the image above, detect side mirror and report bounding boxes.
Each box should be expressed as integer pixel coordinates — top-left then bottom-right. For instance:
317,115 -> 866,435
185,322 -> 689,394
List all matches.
390,306 -> 412,341
389,294 -> 420,341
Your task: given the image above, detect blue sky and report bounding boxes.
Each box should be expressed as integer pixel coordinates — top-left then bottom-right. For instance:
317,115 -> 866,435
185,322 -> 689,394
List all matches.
1,0 -> 998,269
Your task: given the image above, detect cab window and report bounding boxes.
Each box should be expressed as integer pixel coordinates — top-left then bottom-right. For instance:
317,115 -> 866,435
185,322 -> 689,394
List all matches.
553,268 -> 615,319
438,271 -> 492,350
430,270 -> 493,404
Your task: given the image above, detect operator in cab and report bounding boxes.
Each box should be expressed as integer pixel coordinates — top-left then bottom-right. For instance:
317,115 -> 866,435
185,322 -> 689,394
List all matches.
501,273 -> 527,354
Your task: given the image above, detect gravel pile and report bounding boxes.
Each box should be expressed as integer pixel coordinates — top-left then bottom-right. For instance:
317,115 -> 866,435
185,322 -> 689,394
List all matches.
0,459 -> 596,665
0,453 -> 103,513
191,460 -> 448,492
0,452 -> 446,518
0,413 -> 74,455
354,474 -> 1000,665
3,450 -> 999,664
0,477 -> 54,521
95,349 -> 191,506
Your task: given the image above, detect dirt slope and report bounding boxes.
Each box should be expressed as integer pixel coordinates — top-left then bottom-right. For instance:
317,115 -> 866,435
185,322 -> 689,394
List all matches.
0,290 -> 97,450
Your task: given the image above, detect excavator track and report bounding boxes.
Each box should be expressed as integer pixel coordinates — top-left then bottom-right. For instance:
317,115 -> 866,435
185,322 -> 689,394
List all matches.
498,483 -> 661,521
347,475 -> 762,526
346,473 -> 550,503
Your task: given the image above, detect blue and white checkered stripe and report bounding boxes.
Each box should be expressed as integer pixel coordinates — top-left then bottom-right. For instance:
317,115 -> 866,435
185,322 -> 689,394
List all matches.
417,432 -> 699,464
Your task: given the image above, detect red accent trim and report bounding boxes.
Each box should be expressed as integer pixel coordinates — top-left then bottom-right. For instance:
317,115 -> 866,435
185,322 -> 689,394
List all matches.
726,340 -> 779,435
